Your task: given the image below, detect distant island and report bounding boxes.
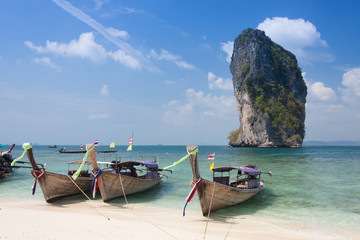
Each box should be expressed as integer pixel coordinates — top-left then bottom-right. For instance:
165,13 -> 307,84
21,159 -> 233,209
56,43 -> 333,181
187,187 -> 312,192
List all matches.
228,28 -> 307,148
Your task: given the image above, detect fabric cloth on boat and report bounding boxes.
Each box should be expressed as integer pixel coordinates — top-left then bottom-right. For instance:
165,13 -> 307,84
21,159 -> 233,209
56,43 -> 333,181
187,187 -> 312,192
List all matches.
212,166 -> 261,175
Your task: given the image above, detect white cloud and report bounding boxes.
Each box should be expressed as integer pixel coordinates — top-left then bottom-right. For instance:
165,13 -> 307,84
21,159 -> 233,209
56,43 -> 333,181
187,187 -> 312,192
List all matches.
93,0 -> 104,10
220,41 -> 233,63
88,114 -> 110,119
163,88 -> 236,125
117,7 -> 145,14
26,32 -> 142,69
149,49 -> 195,69
303,72 -> 336,102
257,17 -> 327,48
340,68 -> 360,104
52,0 -> 157,72
100,85 -> 109,96
308,82 -> 336,101
25,32 -> 108,63
175,61 -> 195,69
111,49 -> 141,69
304,70 -> 360,141
106,27 -> 129,39
33,57 -> 59,70
257,17 -> 332,63
208,72 -> 233,91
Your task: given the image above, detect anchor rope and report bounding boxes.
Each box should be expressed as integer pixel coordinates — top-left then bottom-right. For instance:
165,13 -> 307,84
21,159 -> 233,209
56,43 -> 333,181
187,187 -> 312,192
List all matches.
118,172 -> 178,240
67,175 -> 110,220
203,181 -> 216,240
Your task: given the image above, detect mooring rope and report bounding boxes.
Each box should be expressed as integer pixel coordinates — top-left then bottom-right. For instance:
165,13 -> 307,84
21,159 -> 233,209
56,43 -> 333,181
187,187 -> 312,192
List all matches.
118,173 -> 129,205
118,173 -> 177,240
203,181 -> 216,240
223,218 -> 234,240
67,175 -> 110,220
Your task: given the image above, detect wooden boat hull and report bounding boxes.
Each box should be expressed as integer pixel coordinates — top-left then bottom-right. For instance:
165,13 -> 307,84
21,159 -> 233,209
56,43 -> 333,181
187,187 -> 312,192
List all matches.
31,170 -> 92,203
96,171 -> 162,202
187,145 -> 264,216
196,178 -> 264,215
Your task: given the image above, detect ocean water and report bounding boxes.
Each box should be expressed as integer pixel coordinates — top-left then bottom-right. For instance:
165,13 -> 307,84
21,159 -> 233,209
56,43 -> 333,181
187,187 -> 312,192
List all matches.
1,145 -> 359,229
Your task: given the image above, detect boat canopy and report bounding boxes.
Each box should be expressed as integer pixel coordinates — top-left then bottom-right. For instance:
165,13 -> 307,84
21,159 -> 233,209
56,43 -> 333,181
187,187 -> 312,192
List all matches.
212,166 -> 262,175
118,161 -> 158,170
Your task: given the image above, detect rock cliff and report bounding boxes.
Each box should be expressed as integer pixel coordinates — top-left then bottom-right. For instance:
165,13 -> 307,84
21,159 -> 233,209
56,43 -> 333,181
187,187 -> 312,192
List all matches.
229,28 -> 307,148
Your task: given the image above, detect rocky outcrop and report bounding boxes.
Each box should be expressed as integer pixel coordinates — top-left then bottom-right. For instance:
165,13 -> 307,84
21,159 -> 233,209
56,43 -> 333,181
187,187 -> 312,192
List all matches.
229,28 -> 307,148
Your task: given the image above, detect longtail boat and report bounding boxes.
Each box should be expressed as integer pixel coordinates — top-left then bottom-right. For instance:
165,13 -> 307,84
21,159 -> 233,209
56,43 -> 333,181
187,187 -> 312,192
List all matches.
25,143 -> 96,202
187,145 -> 271,216
88,144 -> 165,202
0,144 -> 15,179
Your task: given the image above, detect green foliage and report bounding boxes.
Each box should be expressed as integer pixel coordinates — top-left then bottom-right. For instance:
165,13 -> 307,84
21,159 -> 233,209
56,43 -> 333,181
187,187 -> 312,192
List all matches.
242,36 -> 306,139
234,28 -> 307,143
228,129 -> 239,143
240,63 -> 250,77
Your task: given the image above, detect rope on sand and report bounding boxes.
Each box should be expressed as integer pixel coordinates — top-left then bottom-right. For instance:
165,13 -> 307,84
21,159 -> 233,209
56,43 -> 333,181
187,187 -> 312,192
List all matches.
118,174 -> 178,240
118,173 -> 129,205
67,175 -> 110,220
203,181 -> 216,240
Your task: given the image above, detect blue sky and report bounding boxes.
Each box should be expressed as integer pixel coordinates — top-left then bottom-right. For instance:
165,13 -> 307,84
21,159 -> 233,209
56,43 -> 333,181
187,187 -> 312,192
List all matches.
1,0 -> 360,145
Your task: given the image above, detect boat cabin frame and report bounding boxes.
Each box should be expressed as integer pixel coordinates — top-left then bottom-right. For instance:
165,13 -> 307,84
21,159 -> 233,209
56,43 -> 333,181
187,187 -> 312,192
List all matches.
117,161 -> 159,179
212,166 -> 262,189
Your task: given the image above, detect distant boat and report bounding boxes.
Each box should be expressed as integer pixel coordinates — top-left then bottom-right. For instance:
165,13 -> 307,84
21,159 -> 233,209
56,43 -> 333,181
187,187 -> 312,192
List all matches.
87,143 -> 170,202
59,148 -> 117,154
187,145 -> 271,216
48,145 -> 57,148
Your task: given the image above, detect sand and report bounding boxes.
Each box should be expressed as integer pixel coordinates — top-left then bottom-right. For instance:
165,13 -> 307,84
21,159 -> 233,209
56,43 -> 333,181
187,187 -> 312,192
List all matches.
0,198 -> 358,240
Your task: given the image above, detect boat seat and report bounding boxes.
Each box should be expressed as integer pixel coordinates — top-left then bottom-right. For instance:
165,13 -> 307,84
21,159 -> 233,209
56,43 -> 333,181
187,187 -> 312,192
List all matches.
213,176 -> 230,185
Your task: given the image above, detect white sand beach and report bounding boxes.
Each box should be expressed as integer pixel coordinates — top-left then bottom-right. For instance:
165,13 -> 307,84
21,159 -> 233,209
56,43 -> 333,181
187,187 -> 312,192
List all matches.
0,198 -> 358,240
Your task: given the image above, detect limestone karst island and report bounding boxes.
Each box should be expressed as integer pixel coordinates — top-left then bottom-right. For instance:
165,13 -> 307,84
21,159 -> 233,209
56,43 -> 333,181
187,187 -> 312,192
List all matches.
228,28 -> 307,148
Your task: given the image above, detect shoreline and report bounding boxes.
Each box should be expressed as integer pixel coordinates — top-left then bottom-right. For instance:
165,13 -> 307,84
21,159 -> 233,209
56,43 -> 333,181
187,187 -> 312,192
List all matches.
1,198 -> 358,240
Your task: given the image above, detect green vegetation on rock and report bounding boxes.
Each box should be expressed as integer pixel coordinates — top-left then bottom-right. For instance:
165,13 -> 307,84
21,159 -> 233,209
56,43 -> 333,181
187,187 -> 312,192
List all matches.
228,129 -> 239,143
230,28 -> 307,147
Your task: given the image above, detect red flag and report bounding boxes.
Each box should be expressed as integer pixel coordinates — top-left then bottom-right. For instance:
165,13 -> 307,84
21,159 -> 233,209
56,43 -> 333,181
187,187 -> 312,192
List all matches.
208,152 -> 215,161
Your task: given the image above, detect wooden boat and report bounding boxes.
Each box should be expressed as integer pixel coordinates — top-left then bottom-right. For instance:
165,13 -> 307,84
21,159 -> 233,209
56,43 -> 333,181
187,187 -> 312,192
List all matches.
0,144 -> 15,179
187,145 -> 269,216
25,144 -> 93,202
88,144 -> 164,202
48,145 -> 57,148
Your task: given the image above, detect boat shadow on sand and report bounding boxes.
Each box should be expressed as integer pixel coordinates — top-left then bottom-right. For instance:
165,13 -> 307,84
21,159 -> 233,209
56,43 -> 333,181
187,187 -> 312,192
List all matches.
108,181 -> 168,205
201,188 -> 276,223
39,181 -> 172,209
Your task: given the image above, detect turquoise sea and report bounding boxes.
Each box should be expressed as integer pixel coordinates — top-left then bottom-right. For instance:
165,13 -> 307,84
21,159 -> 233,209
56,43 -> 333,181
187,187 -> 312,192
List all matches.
1,145 -> 359,229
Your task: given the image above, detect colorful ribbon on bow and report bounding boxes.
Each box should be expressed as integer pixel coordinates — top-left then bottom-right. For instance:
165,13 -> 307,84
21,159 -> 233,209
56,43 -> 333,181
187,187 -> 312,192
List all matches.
163,148 -> 198,170
72,145 -> 95,181
183,177 -> 202,216
31,170 -> 44,195
11,143 -> 32,166
91,169 -> 103,198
